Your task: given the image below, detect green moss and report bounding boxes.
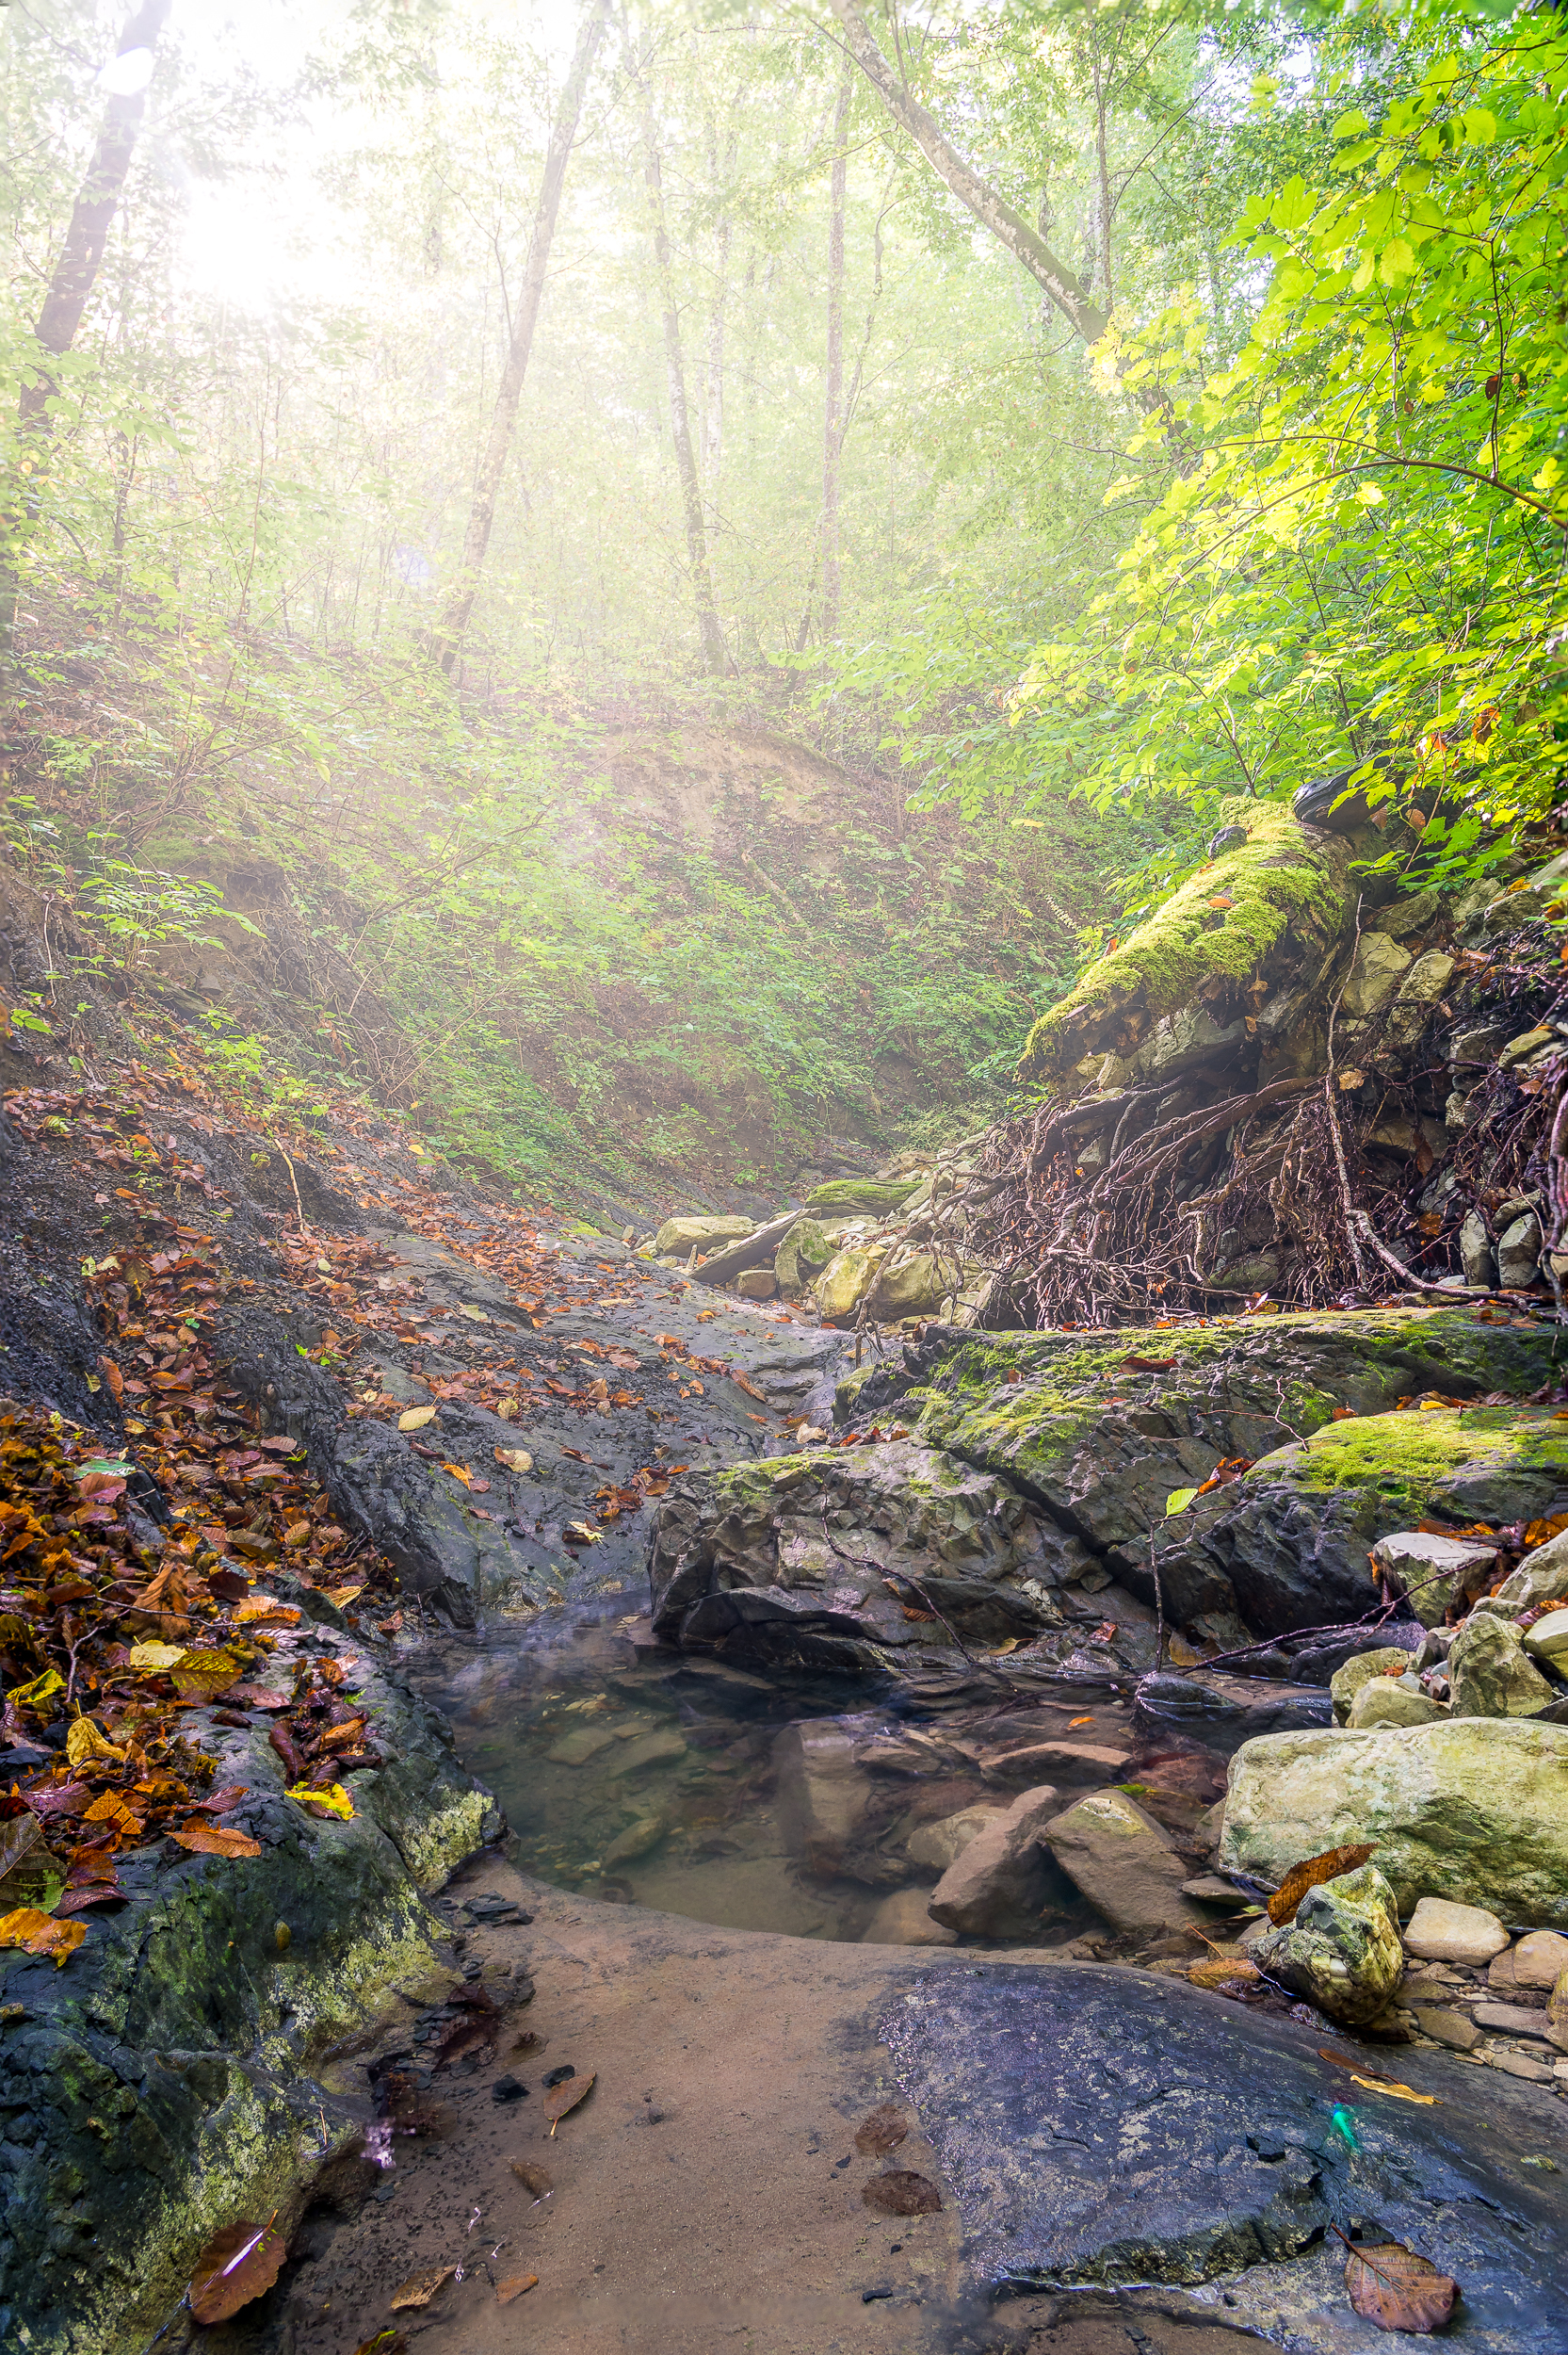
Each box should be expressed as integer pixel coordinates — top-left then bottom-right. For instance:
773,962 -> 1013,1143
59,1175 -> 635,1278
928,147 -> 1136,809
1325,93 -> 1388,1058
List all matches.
1254,1406 -> 1568,1503
805,1178 -> 920,1213
1018,798 -> 1350,1079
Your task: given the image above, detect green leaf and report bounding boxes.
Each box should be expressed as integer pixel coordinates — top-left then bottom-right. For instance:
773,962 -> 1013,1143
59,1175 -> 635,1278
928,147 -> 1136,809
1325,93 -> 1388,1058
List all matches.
1165,1487 -> 1199,1519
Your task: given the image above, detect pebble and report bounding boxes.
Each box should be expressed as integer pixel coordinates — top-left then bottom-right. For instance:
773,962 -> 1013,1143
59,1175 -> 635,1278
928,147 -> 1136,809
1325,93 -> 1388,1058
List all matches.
1402,1895 -> 1511,1966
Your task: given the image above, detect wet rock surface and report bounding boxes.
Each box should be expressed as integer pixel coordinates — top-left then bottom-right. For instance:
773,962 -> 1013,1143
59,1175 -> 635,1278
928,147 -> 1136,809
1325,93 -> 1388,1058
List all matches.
882,1961 -> 1567,2349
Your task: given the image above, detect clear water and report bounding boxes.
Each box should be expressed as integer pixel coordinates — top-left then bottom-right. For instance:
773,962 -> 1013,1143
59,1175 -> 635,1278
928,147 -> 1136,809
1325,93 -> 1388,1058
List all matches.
412,1606 -> 1125,1943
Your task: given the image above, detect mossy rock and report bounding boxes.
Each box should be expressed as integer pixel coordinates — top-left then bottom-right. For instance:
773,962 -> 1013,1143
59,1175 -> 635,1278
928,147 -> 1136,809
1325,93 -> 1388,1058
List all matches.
1157,1405 -> 1568,1639
846,1309 -> 1562,1637
1018,799 -> 1353,1080
804,1178 -> 921,1215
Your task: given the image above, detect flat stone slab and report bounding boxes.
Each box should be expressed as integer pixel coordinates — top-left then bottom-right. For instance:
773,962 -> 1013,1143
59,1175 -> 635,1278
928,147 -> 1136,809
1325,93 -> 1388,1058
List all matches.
881,1962 -> 1567,2351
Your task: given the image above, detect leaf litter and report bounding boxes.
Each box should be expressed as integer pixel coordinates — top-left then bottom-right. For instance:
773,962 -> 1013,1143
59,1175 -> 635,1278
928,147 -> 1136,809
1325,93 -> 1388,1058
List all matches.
187,2215 -> 287,2324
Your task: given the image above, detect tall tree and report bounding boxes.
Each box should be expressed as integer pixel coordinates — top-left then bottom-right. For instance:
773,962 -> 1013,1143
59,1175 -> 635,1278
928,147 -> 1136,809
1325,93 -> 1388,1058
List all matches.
819,52 -> 852,641
0,0 -> 172,646
432,0 -> 611,675
631,47 -> 729,675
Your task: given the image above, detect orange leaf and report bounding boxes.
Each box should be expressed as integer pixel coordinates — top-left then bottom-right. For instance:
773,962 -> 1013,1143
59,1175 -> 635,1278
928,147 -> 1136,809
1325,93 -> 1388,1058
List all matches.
1268,1843 -> 1376,1924
1344,2240 -> 1457,2331
82,1794 -> 140,1836
496,2274 -> 539,2306
169,1826 -> 264,1859
441,1461 -> 472,1487
188,2217 -> 288,2325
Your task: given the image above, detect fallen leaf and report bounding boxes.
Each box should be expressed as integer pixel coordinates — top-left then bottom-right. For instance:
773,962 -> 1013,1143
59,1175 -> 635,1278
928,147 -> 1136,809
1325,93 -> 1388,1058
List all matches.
8,1668 -> 66,1707
854,2103 -> 910,2157
65,1716 -> 124,1769
1165,1486 -> 1198,1517
170,1826 -> 265,1859
1338,1068 -> 1366,1090
1350,2073 -> 1437,2105
441,1461 -> 472,1487
82,1793 -> 140,1836
325,1584 -> 364,1609
562,1520 -> 603,1545
284,1781 -> 355,1821
350,2334 -> 406,2355
1268,1843 -> 1376,1924
495,1447 -> 533,1474
1068,1715 -> 1092,1728
171,1648 -> 244,1698
389,2266 -> 455,2312
458,1305 -> 490,1324
1123,1354 -> 1177,1372
734,1372 -> 766,1400
544,2069 -> 595,2133
861,2169 -> 943,2217
495,2274 -> 539,2305
194,1784 -> 251,1812
0,1814 -> 42,1878
188,2217 -> 288,2324
0,1906 -> 87,1965
1344,2240 -> 1457,2332
1188,1954 -> 1259,1990
127,1640 -> 186,1671
509,2159 -> 554,2198
398,1405 -> 437,1432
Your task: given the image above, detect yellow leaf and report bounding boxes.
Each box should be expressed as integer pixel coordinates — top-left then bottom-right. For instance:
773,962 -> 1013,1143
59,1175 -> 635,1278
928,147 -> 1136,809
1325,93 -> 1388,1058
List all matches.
83,1793 -> 141,1835
457,1305 -> 489,1324
494,1447 -> 533,1474
128,1641 -> 187,1672
398,1405 -> 437,1432
7,1669 -> 65,1710
325,1584 -> 364,1609
234,1598 -> 302,1625
1350,2073 -> 1436,2105
66,1716 -> 124,1768
170,1649 -> 243,1698
0,1908 -> 85,1966
284,1782 -> 355,1821
1337,1069 -> 1365,1090
441,1461 -> 472,1487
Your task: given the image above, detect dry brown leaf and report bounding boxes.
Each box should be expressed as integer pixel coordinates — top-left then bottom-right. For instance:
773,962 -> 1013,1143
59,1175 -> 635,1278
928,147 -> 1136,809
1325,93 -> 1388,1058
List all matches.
494,1446 -> 533,1473
510,2158 -> 554,2198
861,2169 -> 943,2217
1188,1955 -> 1259,1990
1268,1843 -> 1376,1924
397,1405 -> 437,1432
350,2333 -> 406,2355
1344,2241 -> 1458,2333
389,2266 -> 455,2311
169,1826 -> 264,1859
188,2216 -> 288,2324
543,2068 -> 595,2133
495,2273 -> 539,2305
82,1793 -> 140,1836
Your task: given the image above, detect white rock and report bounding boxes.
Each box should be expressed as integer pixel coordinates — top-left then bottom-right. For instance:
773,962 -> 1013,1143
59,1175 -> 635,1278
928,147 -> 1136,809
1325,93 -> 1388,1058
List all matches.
1369,1531 -> 1500,1629
1403,1895 -> 1511,1966
1523,1606 -> 1568,1662
1496,1210 -> 1544,1290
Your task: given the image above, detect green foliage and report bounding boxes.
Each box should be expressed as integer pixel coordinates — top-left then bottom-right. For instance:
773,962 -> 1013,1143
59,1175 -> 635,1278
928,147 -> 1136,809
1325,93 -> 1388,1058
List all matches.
1004,11 -> 1568,888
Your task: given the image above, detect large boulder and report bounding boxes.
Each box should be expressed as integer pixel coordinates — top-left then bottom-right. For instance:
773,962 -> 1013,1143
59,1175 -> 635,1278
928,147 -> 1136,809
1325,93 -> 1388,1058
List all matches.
1449,1612 -> 1557,1719
1042,1788 -> 1208,1941
906,1803 -> 1005,1874
1341,931 -> 1413,1016
1370,1529 -> 1503,1628
1498,1524 -> 1568,1608
927,1784 -> 1064,1939
1218,1719 -> 1568,1927
1253,1861 -> 1405,2025
856,1311 -> 1561,1636
815,1246 -> 883,1324
773,1216 -> 835,1294
868,1248 -> 951,1321
655,1212 -> 753,1255
1346,1677 -> 1446,1730
648,1438 -> 1067,1673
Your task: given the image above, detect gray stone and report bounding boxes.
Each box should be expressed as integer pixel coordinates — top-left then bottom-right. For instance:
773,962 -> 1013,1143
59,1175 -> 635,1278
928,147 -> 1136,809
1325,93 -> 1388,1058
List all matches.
1499,1527 -> 1568,1608
1497,1210 -> 1544,1290
1403,1894 -> 1510,1964
1253,1861 -> 1405,2026
1371,1528 -> 1501,1627
905,1803 -> 1005,1875
1413,2005 -> 1483,2051
773,1718 -> 877,1878
654,1212 -> 753,1255
928,1784 -> 1064,1939
1383,950 -> 1457,1049
773,1215 -> 835,1294
1331,1645 -> 1416,1722
1499,1026 -> 1557,1072
1341,931 -> 1413,1015
881,1963 -> 1568,2345
1346,1676 -> 1444,1729
1523,1605 -> 1568,1662
602,1813 -> 668,1864
1043,1787 -> 1207,1941
1132,1003 -> 1250,1083
1449,1612 -> 1556,1719
1219,1718 -> 1568,1927
1474,2001 -> 1554,2039
1131,1670 -> 1332,1756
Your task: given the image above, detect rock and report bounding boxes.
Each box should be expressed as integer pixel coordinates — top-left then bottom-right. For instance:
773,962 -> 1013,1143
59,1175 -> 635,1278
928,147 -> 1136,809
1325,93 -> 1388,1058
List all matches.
868,1249 -> 950,1321
1384,950 -> 1457,1048
1499,1527 -> 1568,1608
1219,1719 -> 1568,1927
1549,1970 -> 1568,2046
648,1437 -> 1059,1673
1132,1670 -> 1332,1754
1370,1530 -> 1501,1629
1043,1788 -> 1207,1941
1475,2000 -> 1554,2038
654,1213 -> 754,1256
1499,1025 -> 1557,1071
861,1888 -> 959,1945
1252,1861 -> 1405,2026
774,1216 -> 835,1293
906,1803 -> 1006,1874
774,1718 -> 877,1877
1491,2049 -> 1555,2081
1449,1613 -> 1557,1719
1413,2005 -> 1484,2051
547,1723 -> 620,1765
1514,1930 -> 1568,1987
1524,1606 -> 1568,1662
1460,1210 -> 1496,1287
603,1814 -> 668,1864
1497,1211 -> 1544,1290
603,1728 -> 687,1777
1366,1112 -> 1421,1156
928,1784 -> 1064,1939
815,1246 -> 883,1324
1132,1003 -> 1251,1084
805,1178 -> 920,1215
978,1738 -> 1133,1784
690,1211 -> 800,1289
1331,1646 -> 1416,1723
1341,931 -> 1414,1016
881,1959 -> 1568,2342
1403,1895 -> 1511,1965
1286,1623 -> 1424,1685
734,1268 -> 777,1300
1346,1677 -> 1445,1730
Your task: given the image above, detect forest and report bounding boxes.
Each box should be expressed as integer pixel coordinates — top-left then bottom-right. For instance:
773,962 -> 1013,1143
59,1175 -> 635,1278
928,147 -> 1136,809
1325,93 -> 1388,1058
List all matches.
3,4 -> 1568,2354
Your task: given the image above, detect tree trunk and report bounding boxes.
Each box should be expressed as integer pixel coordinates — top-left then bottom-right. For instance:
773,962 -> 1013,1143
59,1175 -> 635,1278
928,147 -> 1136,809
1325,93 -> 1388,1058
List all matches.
636,91 -> 728,675
0,0 -> 172,647
820,54 -> 851,642
432,0 -> 610,675
1091,37 -> 1114,314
